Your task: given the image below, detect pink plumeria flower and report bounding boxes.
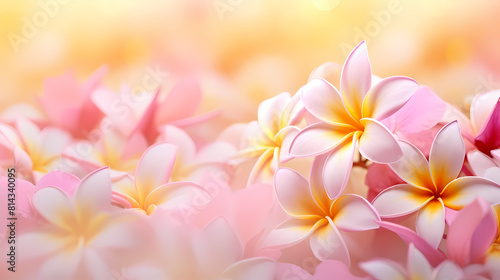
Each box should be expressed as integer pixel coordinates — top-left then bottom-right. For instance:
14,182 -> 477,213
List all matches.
38,66 -> 107,138
372,121 -> 500,248
264,162 -> 380,266
111,143 -> 209,215
0,119 -> 72,182
290,41 -> 418,198
159,125 -> 237,183
18,168 -> 147,280
361,243 -> 477,280
237,92 -> 304,184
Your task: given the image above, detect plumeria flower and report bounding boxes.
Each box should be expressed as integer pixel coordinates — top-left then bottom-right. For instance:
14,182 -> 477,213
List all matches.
289,41 -> 418,198
264,161 -> 380,266
111,142 -> 209,215
0,119 -> 72,182
372,121 -> 500,248
18,168 -> 147,280
237,92 -> 304,184
38,66 -> 107,138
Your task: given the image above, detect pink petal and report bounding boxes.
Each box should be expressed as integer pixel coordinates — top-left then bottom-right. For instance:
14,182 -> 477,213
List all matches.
359,259 -> 406,280
415,198 -> 446,249
362,76 -> 418,120
12,178 -> 36,218
358,118 -> 403,163
470,90 -> 500,133
377,221 -> 447,267
441,176 -> 500,209
257,92 -> 291,138
322,132 -> 358,199
475,99 -> 500,155
198,217 -> 244,276
429,121 -> 465,189
221,257 -> 276,280
340,41 -> 372,120
274,168 -> 324,217
433,261 -> 463,280
315,260 -> 370,280
365,163 -> 405,201
331,194 -> 380,232
289,122 -> 355,157
484,167 -> 500,184
135,143 -> 177,201
407,244 -> 434,279
301,78 -> 357,126
468,150 -> 497,177
145,181 -> 209,210
277,126 -> 299,163
74,167 -> 112,211
310,218 -> 350,264
39,250 -> 82,280
263,218 -> 326,248
381,86 -> 446,135
155,76 -> 202,125
372,184 -> 433,218
18,232 -> 65,259
37,170 -> 80,197
160,125 -> 196,163
389,141 -> 434,189
447,197 -> 498,266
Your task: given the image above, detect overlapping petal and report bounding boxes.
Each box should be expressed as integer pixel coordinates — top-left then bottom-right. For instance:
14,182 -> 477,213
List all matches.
415,198 -> 446,249
289,122 -> 355,157
361,76 -> 418,120
358,118 -> 402,163
330,194 -> 380,232
372,184 -> 433,217
322,132 -> 359,199
309,217 -> 350,264
274,168 -> 323,217
301,78 -> 357,126
390,141 -> 434,189
429,121 -> 465,189
441,176 -> 500,209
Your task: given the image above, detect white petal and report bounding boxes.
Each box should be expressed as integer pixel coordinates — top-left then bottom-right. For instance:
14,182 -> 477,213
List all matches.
310,217 -> 350,265
429,121 -> 465,189
416,199 -> 446,249
331,194 -> 380,232
359,118 -> 402,163
362,76 -> 418,120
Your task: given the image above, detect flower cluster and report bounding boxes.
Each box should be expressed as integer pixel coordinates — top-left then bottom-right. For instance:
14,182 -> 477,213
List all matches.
1,41 -> 500,280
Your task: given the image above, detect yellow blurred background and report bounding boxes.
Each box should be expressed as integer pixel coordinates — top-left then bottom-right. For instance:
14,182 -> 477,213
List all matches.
1,0 -> 500,122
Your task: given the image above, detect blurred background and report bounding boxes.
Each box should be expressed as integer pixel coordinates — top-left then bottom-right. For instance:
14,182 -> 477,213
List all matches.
1,0 -> 500,123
